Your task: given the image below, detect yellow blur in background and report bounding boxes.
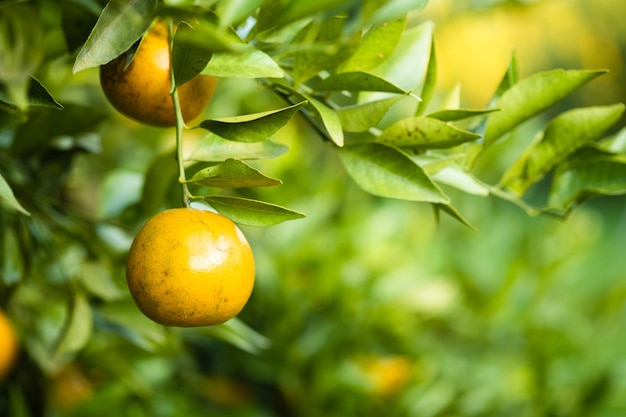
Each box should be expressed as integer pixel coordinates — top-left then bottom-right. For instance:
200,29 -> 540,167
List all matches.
422,0 -> 625,107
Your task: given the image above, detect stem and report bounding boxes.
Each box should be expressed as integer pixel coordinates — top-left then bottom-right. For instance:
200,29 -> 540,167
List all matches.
168,20 -> 192,208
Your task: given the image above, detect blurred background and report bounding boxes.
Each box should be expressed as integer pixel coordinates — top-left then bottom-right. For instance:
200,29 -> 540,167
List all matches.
3,0 -> 626,416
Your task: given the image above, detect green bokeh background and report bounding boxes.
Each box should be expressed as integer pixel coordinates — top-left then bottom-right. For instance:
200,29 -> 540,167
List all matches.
2,1 -> 625,416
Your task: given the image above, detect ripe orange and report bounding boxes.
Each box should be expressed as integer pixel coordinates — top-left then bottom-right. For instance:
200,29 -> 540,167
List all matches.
0,309 -> 18,381
359,355 -> 413,397
100,21 -> 217,127
49,364 -> 94,411
125,208 -> 255,327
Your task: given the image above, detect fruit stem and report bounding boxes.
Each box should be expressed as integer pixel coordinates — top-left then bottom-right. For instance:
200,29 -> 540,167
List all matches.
168,19 -> 192,208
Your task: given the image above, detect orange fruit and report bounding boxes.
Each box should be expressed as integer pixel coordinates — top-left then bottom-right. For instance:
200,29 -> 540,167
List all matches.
125,208 -> 255,327
359,355 -> 413,397
100,21 -> 217,127
0,309 -> 18,381
49,364 -> 94,411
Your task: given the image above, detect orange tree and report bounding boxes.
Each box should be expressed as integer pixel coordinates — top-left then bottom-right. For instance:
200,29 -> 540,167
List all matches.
1,0 -> 626,416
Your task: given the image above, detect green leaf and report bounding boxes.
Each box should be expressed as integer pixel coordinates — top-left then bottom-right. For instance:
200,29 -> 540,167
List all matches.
204,196 -> 306,227
197,317 -> 270,354
98,300 -> 167,351
377,116 -> 481,149
0,78 -> 63,110
367,20 -> 433,93
79,262 -> 124,302
11,104 -> 107,156
188,159 -> 282,188
173,22 -> 213,86
0,3 -> 43,108
337,96 -> 405,132
598,126 -> 626,154
306,95 -> 344,146
339,142 -> 449,203
291,16 -> 360,84
416,35 -> 436,116
52,292 -> 93,363
1,226 -> 24,285
493,51 -> 519,100
202,47 -> 283,78
483,69 -> 607,147
189,134 -> 289,162
267,81 -> 343,145
363,0 -> 428,27
198,101 -> 307,143
414,154 -> 489,196
170,17 -> 244,55
73,0 -> 157,73
502,104 -> 625,194
140,150 -> 179,217
427,108 -> 499,123
548,155 -> 626,213
339,18 -> 406,73
259,0 -> 350,30
0,173 -> 29,215
433,203 -> 477,230
61,1 -> 100,53
215,0 -> 266,28
311,71 -> 406,93
0,5 -> 42,81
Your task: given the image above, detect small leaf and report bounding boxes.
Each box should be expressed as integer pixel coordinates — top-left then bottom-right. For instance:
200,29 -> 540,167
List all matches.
173,22 -> 213,87
433,203 -> 477,230
414,154 -> 489,196
363,0 -> 428,27
416,35 -> 436,116
311,71 -> 406,93
52,292 -> 93,362
267,81 -> 343,146
197,317 -> 270,354
502,104 -> 625,194
215,0 -> 266,29
0,173 -> 29,215
306,95 -> 344,146
140,150 -> 179,216
172,18 -> 244,54
97,300 -> 167,351
202,47 -> 283,78
79,262 -> 124,302
549,155 -> 626,213
432,166 -> 489,196
259,0 -> 349,29
26,78 -> 63,109
337,96 -> 405,132
367,20 -> 433,92
339,142 -> 449,203
377,116 -> 482,149
204,196 -> 305,227
188,159 -> 282,188
73,0 -> 156,73
493,51 -> 519,100
1,226 -> 24,285
483,69 -> 607,147
189,134 -> 288,162
427,108 -> 499,122
598,126 -> 626,154
0,78 -> 63,109
198,101 -> 307,143
291,16 -> 360,84
339,18 -> 406,73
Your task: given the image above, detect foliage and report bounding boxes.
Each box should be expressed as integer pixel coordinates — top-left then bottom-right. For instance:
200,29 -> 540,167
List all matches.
0,0 -> 625,416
